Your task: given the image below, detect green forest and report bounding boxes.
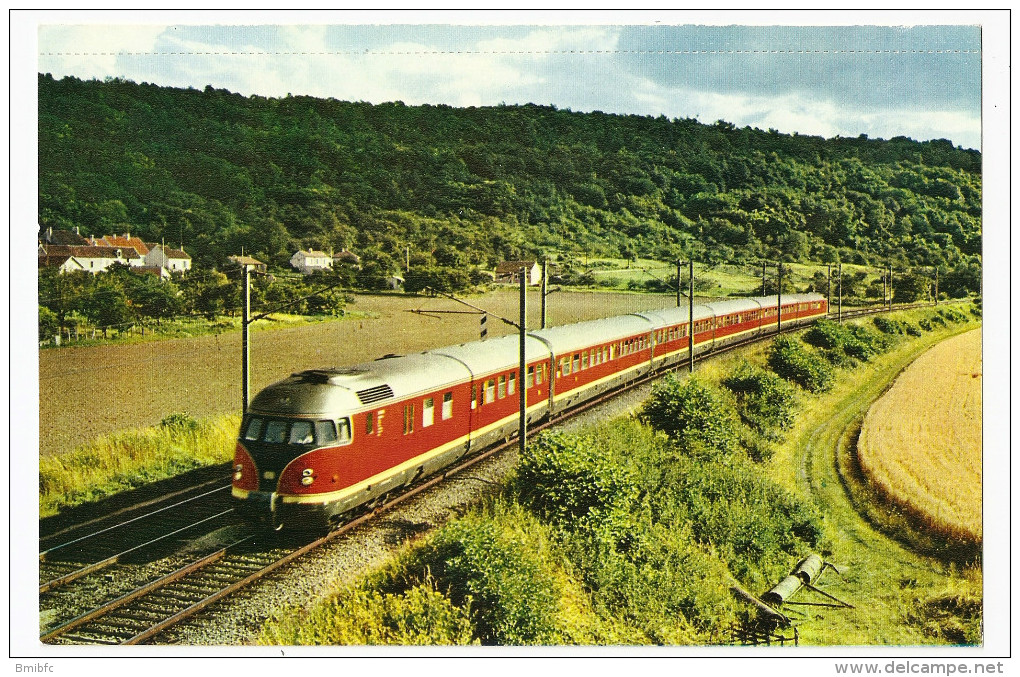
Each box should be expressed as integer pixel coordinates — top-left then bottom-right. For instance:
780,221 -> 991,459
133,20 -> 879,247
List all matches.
38,74 -> 981,296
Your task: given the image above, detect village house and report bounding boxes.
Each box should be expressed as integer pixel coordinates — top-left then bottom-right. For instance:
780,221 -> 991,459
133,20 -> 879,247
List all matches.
38,243 -> 142,274
290,249 -> 334,275
229,254 -> 267,274
145,244 -> 192,274
495,260 -> 543,286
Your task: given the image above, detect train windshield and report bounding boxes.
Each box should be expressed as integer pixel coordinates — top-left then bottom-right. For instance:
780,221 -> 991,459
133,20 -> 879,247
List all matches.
243,417 -> 352,446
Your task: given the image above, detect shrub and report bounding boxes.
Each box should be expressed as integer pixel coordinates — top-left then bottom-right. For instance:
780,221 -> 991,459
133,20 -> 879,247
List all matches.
160,411 -> 201,434
640,375 -> 740,457
874,316 -> 920,337
653,454 -> 825,591
259,580 -> 476,645
722,361 -> 797,441
907,592 -> 983,645
767,335 -> 834,392
804,319 -> 885,364
402,512 -> 560,645
513,431 -> 640,529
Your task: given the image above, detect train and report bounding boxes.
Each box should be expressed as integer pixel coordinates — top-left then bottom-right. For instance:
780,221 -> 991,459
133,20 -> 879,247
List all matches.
232,293 -> 828,529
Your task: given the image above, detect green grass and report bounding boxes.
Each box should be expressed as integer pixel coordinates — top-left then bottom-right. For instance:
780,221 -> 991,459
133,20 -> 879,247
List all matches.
768,311 -> 981,645
39,412 -> 239,517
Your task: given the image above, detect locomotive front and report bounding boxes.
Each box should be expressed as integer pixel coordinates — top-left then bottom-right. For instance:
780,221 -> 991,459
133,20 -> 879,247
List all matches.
231,369 -> 361,530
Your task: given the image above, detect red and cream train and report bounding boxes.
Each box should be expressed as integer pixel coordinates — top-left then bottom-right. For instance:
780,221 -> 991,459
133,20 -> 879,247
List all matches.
232,293 -> 828,529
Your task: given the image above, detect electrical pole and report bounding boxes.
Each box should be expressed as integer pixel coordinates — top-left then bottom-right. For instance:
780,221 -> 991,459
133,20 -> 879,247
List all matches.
688,259 -> 695,374
934,266 -> 939,306
241,262 -> 251,412
826,264 -> 832,313
777,262 -> 783,334
676,258 -> 682,307
519,268 -> 527,456
838,263 -> 843,324
762,260 -> 767,297
888,264 -> 893,310
883,269 -> 888,307
541,259 -> 548,329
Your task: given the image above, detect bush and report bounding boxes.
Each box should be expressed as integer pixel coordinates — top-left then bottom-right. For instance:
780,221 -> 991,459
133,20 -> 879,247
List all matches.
402,512 -> 560,645
260,580 -> 476,645
722,361 -> 797,441
512,431 -> 640,532
640,375 -> 740,457
874,316 -> 921,337
767,335 -> 834,392
804,319 -> 885,364
653,454 -> 826,591
160,411 -> 201,434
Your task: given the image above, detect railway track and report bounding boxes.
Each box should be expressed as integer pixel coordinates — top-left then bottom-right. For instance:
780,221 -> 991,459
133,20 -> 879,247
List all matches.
40,300 -> 941,645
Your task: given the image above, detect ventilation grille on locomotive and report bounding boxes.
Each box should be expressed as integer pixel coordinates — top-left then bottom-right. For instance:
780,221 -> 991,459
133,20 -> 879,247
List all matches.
356,384 -> 395,404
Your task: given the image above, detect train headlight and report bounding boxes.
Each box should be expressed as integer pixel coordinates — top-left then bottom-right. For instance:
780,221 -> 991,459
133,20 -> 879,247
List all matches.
301,468 -> 314,486
233,464 -> 243,481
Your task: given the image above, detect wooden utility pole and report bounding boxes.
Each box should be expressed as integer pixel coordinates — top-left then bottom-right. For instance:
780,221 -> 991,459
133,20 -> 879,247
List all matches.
838,263 -> 843,324
826,264 -> 832,313
541,259 -> 548,329
676,259 -> 683,307
688,259 -> 695,374
762,260 -> 767,297
519,269 -> 528,456
934,267 -> 939,306
888,265 -> 893,310
777,263 -> 783,333
241,262 -> 251,412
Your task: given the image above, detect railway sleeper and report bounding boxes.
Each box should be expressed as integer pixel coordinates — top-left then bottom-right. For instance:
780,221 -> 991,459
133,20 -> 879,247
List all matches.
55,633 -> 120,645
169,583 -> 222,597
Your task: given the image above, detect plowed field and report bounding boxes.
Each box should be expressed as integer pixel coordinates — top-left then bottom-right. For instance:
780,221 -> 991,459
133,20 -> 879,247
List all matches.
857,329 -> 982,542
39,290 -> 682,457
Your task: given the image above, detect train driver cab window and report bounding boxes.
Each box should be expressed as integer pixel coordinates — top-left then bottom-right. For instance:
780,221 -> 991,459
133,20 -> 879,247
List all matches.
244,417 -> 263,441
289,421 -> 314,445
263,420 -> 288,444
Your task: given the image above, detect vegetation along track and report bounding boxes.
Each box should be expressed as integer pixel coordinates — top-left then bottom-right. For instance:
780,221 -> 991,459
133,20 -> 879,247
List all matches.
786,317 -> 979,644
41,301 -> 937,645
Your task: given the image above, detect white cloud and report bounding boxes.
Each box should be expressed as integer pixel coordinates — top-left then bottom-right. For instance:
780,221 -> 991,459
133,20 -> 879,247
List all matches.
38,24 -> 167,79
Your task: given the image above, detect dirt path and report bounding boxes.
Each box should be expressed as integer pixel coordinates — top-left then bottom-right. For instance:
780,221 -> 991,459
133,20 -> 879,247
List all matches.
39,290 -> 682,457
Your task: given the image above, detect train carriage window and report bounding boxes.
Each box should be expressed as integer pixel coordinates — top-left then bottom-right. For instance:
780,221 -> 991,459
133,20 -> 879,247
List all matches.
561,357 -> 570,376
471,385 -> 477,410
581,352 -> 589,370
442,392 -> 453,420
366,412 -> 375,435
536,363 -> 544,384
262,420 -> 288,444
527,366 -> 535,389
485,379 -> 496,404
244,417 -> 263,441
572,354 -> 580,372
498,375 -> 506,399
316,420 -> 339,445
423,397 -> 435,428
289,421 -> 314,445
508,372 -> 516,396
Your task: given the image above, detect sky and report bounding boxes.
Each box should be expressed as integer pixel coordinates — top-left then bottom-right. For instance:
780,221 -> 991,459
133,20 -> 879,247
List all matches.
35,18 -> 983,149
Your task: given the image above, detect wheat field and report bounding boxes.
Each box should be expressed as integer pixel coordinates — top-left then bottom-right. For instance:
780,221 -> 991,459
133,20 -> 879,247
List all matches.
858,329 -> 982,543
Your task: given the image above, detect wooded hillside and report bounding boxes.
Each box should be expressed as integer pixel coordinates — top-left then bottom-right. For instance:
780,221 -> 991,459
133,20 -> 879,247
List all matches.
38,74 -> 981,294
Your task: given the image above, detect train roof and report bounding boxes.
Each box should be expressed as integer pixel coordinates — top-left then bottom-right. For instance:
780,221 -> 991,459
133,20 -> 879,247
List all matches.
530,314 -> 652,354
250,352 -> 471,416
702,297 -> 766,316
632,303 -> 715,329
758,293 -> 826,306
432,333 -> 551,377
